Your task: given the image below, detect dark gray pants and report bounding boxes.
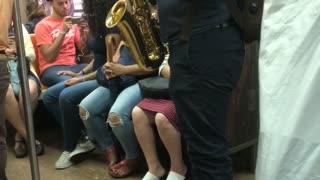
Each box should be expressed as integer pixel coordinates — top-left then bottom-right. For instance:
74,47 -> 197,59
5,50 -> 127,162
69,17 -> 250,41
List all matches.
0,60 -> 9,180
168,26 -> 244,180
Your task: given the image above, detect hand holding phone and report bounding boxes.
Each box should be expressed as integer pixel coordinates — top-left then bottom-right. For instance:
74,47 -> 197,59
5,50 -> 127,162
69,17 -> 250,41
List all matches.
71,17 -> 81,24
62,16 -> 73,34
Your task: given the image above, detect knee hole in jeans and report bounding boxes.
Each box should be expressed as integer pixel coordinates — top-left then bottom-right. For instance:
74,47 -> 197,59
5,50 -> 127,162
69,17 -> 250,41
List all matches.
79,105 -> 90,121
108,112 -> 122,126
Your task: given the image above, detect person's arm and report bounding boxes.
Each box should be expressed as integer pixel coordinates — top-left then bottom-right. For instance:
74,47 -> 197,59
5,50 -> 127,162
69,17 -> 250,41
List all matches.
160,64 -> 170,79
64,70 -> 97,86
123,64 -> 154,75
80,59 -> 93,74
36,17 -> 73,63
0,0 -> 13,52
158,54 -> 170,78
56,58 -> 94,77
104,63 -> 154,79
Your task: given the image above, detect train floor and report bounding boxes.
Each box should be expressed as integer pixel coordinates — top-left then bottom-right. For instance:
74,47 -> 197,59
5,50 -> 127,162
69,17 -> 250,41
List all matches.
5,106 -> 255,180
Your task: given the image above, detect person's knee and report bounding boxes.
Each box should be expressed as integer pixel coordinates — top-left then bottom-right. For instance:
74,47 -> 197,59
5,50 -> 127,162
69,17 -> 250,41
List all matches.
108,112 -> 122,127
132,107 -> 144,125
5,85 -> 14,98
29,81 -> 39,102
155,113 -> 170,130
41,90 -> 51,105
79,105 -> 90,121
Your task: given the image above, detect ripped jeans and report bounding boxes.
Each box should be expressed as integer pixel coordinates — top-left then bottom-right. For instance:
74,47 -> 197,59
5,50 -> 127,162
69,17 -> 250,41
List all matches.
79,83 -> 142,159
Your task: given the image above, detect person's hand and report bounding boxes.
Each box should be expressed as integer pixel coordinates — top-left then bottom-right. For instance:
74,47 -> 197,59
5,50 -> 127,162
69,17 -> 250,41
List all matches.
64,77 -> 82,86
56,70 -> 78,77
5,48 -> 16,59
103,62 -> 126,79
77,18 -> 89,32
61,16 -> 73,34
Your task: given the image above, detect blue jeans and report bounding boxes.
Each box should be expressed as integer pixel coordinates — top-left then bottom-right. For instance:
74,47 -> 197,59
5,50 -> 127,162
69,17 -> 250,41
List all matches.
41,64 -> 87,87
108,83 -> 142,159
95,46 -> 136,101
108,46 -> 136,100
79,86 -> 114,151
42,80 -> 99,151
80,83 -> 142,159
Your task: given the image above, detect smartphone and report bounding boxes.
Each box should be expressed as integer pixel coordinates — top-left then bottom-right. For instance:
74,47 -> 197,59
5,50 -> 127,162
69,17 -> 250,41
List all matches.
71,17 -> 82,24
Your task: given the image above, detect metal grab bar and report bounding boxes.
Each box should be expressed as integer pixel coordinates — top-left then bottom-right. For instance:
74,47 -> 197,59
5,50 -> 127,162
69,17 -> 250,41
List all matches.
13,0 -> 40,179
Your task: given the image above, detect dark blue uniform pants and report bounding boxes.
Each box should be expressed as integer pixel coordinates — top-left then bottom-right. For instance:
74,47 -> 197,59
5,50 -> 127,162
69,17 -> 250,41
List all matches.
0,60 -> 9,180
169,26 -> 244,180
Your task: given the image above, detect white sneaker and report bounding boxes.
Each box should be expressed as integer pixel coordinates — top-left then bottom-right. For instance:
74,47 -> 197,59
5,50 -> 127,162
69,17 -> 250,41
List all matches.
69,140 -> 96,159
55,151 -> 73,169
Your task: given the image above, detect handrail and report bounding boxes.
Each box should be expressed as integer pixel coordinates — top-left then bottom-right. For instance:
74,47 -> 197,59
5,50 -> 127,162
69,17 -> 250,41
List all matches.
13,0 -> 40,179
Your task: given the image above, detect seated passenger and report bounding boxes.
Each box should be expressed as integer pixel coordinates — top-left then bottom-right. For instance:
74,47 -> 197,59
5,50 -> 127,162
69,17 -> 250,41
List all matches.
24,1 -> 47,34
34,0 -> 88,87
5,24 -> 44,158
43,0 -> 121,170
132,59 -> 187,180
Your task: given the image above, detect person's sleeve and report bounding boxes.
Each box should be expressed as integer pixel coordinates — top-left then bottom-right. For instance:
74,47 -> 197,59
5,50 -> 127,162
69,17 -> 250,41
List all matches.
34,21 -> 53,46
22,25 -> 36,62
158,54 -> 169,76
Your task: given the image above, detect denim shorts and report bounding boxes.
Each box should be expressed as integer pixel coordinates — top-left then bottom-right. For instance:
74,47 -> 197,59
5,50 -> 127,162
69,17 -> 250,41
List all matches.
8,58 -> 40,96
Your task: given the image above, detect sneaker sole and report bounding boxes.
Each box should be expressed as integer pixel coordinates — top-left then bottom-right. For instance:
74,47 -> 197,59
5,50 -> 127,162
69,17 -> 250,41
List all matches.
69,148 -> 96,161
55,162 -> 73,170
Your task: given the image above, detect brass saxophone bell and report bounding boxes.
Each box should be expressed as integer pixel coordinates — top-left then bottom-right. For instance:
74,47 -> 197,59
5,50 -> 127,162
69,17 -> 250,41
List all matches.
105,0 -> 165,69
106,0 -> 127,28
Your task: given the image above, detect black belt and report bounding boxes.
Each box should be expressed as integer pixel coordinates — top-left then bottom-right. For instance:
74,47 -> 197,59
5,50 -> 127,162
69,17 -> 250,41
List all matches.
215,22 -> 231,28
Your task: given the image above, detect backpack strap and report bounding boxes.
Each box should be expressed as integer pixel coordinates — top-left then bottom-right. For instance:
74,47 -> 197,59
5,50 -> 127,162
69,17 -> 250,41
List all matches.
180,0 -> 197,42
224,0 -> 244,30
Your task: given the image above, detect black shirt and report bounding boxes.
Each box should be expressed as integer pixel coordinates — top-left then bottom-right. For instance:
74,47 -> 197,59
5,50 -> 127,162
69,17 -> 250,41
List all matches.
158,0 -> 231,43
88,27 -> 119,71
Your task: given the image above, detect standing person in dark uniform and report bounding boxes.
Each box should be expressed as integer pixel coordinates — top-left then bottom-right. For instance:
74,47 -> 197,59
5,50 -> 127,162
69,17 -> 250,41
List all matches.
0,0 -> 13,179
157,0 -> 244,179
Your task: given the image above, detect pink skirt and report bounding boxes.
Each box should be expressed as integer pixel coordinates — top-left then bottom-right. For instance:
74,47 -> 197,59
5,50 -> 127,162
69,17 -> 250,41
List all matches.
137,98 -> 179,130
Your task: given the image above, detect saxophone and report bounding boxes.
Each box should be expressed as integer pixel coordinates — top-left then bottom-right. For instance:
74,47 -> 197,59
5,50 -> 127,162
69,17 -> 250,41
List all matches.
105,0 -> 165,69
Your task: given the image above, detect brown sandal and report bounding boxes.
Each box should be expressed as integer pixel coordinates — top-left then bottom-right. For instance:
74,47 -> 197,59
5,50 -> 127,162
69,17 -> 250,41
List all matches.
108,158 -> 140,178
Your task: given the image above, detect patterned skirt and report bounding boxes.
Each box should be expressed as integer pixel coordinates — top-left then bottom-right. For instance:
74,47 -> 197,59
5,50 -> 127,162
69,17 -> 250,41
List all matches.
137,98 -> 179,130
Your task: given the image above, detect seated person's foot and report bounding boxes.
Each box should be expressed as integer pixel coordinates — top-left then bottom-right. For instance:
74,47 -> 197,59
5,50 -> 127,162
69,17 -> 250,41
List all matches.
142,169 -> 166,180
35,140 -> 44,156
166,171 -> 186,180
14,139 -> 27,158
104,145 -> 117,167
108,158 -> 140,178
69,139 -> 95,160
55,151 -> 73,169
167,164 -> 187,180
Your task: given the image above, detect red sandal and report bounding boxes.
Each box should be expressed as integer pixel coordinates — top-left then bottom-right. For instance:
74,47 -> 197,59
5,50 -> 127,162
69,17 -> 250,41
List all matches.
108,158 -> 141,178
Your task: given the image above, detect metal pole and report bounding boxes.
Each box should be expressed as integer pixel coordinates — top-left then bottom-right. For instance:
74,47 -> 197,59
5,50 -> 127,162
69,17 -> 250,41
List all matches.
12,0 -> 40,179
